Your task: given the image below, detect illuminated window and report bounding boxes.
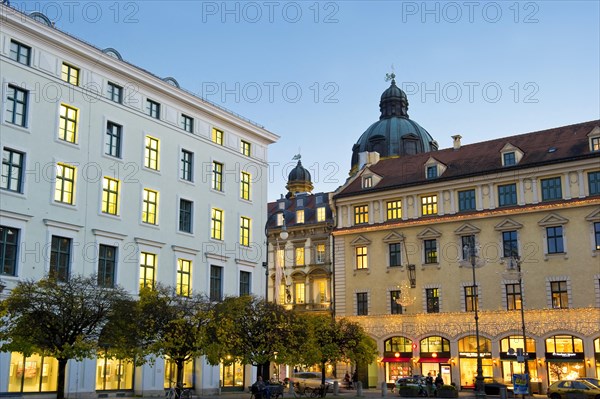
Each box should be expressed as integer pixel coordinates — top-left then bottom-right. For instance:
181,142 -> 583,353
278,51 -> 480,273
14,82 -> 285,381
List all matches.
177,259 -> 191,297
595,222 -> 600,250
241,171 -> 251,200
241,140 -> 251,156
96,352 -> 132,390
506,283 -> 521,310
211,208 -> 223,240
592,137 -> 600,152
424,239 -> 437,263
212,128 -> 223,145
9,40 -> 31,65
142,189 -> 158,225
386,200 -> 401,220
296,209 -> 304,224
464,285 -> 478,312
50,235 -> 71,282
5,85 -> 28,127
356,246 -> 368,269
317,206 -> 326,222
59,104 -> 78,143
354,205 -> 368,224
2,148 -> 24,193
315,243 -> 326,263
181,114 -> 194,133
54,163 -> 76,204
139,252 -> 156,289
240,216 -> 250,247
212,161 -> 223,191
146,99 -> 160,119
426,288 -> 439,313
421,195 -> 437,216
551,281 -> 568,309
144,136 -> 159,170
295,247 -> 304,266
8,353 -> 59,392
107,82 -> 122,103
362,176 -> 372,188
98,244 -> 116,288
295,282 -> 305,303
61,62 -> 79,86
102,177 -> 119,215
180,150 -> 193,181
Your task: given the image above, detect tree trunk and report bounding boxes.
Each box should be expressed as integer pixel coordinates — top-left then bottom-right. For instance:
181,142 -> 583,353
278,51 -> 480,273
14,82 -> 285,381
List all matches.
176,359 -> 185,387
56,358 -> 68,399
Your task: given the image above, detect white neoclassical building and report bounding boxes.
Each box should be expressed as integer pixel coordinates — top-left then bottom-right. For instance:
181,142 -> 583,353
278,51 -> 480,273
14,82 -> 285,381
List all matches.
0,5 -> 278,397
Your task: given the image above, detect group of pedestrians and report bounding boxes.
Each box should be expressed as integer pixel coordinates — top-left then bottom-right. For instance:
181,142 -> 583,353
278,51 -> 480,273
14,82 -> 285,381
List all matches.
425,372 -> 445,397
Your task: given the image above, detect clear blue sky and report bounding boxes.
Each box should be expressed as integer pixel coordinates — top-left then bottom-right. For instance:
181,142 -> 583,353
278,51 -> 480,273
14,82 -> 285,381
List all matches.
15,1 -> 600,200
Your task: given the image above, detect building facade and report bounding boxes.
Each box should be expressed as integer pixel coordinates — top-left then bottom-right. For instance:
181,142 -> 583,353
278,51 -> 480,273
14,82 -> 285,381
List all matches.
332,79 -> 600,392
0,5 -> 277,397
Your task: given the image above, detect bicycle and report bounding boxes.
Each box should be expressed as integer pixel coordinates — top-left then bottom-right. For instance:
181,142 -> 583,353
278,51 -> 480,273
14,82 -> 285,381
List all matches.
165,383 -> 192,399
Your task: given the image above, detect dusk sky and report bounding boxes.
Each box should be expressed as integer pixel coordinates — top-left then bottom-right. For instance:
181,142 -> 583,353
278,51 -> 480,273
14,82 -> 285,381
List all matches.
13,0 -> 600,200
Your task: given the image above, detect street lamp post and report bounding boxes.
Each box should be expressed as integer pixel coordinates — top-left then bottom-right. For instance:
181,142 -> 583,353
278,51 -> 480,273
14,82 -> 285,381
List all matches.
510,256 -> 529,397
465,244 -> 486,399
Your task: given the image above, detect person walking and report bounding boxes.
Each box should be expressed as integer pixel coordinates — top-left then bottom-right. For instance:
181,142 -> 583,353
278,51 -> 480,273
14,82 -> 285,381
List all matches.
425,372 -> 434,397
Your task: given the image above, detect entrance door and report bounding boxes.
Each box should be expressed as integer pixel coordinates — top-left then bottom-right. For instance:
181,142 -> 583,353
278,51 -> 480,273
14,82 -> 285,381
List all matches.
440,364 -> 451,385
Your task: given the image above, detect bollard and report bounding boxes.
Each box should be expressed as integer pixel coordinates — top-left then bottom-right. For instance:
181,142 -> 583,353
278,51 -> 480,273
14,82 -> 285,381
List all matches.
500,386 -> 507,399
356,381 -> 363,397
381,381 -> 387,397
334,380 -> 339,396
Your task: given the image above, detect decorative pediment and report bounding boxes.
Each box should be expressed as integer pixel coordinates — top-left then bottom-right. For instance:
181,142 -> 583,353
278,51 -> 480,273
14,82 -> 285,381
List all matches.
349,235 -> 371,246
585,208 -> 600,222
454,223 -> 481,236
587,126 -> 600,138
588,126 -> 600,152
383,231 -> 405,243
494,218 -> 524,231
417,227 -> 442,239
538,213 -> 569,227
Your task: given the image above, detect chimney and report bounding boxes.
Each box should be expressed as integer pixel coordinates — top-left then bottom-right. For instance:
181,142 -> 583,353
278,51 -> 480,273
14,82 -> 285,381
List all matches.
451,135 -> 462,150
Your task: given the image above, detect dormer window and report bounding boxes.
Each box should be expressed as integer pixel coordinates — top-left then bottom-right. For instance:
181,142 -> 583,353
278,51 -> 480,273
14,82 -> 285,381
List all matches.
503,152 -> 516,166
296,210 -> 305,224
363,176 -> 373,188
592,137 -> 600,152
588,126 -> 600,151
500,143 -> 523,166
278,201 -> 285,210
426,166 -> 438,179
276,213 -> 283,226
297,198 -> 304,207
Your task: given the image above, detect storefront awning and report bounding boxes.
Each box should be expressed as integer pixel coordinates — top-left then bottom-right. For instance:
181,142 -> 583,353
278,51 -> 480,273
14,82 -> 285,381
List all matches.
382,357 -> 412,362
420,357 -> 450,363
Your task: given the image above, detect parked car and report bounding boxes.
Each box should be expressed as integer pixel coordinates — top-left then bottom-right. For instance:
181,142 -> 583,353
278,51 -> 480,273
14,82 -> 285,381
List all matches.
577,378 -> 600,389
547,379 -> 600,399
289,372 -> 339,392
395,376 -> 428,396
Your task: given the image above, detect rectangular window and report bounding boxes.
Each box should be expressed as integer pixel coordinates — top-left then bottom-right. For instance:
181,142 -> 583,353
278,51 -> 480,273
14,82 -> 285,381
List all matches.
296,210 -> 304,224
551,281 -> 568,309
50,235 -> 71,282
426,288 -> 439,313
102,177 -> 119,215
506,283 -> 522,311
595,222 -> 600,250
546,226 -> 564,254
356,292 -> 368,315
98,244 -> 116,288
211,208 -> 223,240
54,163 -> 76,204
541,177 -> 562,201
426,165 -> 437,179
61,62 -> 79,86
354,205 -> 369,224
107,82 -> 123,103
0,225 -> 19,276
356,246 -> 368,269
387,200 -> 402,220
146,99 -> 160,119
2,148 -> 24,193
588,171 -> 600,195
139,252 -> 156,289
464,285 -> 478,312
502,231 -> 518,258
498,183 -> 517,207
295,247 -> 304,266
389,243 -> 402,267
424,239 -> 437,263
241,140 -> 251,156
176,259 -> 191,297
316,243 -> 326,263
180,150 -> 193,181
144,136 -> 159,170
179,199 -> 193,233
592,137 -> 600,152
461,235 -> 476,260
5,85 -> 28,127
212,128 -> 223,145
142,188 -> 158,225
458,189 -> 476,212
105,122 -> 122,158
59,104 -> 78,143
390,290 -> 403,314
210,265 -> 223,301
317,207 -> 326,222
9,40 -> 31,65
362,176 -> 372,188
240,217 -> 251,247
421,195 -> 438,215
240,171 -> 251,200
295,282 -> 306,304
239,271 -> 251,296
503,152 -> 516,166
181,114 -> 193,133
212,161 -> 223,191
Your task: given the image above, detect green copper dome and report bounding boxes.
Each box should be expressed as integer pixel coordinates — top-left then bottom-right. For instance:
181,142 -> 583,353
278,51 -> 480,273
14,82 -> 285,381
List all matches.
351,76 -> 438,172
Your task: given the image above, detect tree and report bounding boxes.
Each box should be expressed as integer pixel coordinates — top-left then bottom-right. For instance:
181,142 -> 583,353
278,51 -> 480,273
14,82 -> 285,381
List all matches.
0,275 -> 130,399
205,296 -> 299,379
